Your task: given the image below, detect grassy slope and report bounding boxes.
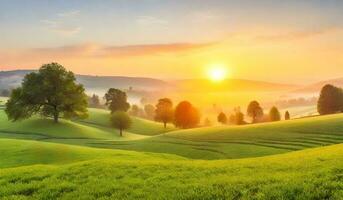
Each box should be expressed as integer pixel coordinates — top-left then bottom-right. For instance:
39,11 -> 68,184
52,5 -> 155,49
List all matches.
1,106 -> 343,159
85,113 -> 343,159
0,139 -> 185,168
78,108 -> 176,135
0,143 -> 342,199
0,108 -> 174,142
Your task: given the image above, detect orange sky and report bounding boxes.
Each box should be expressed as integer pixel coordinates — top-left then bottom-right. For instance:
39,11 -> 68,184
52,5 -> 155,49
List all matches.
1,27 -> 343,84
1,1 -> 343,84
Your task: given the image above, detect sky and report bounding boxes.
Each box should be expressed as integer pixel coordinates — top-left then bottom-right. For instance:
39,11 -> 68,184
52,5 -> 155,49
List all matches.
0,0 -> 343,84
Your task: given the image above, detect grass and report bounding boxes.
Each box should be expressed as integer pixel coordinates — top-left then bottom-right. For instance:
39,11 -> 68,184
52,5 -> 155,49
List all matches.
0,139 -> 185,168
0,104 -> 342,199
79,113 -> 343,159
0,143 -> 342,199
0,107 -> 342,159
78,108 -> 176,136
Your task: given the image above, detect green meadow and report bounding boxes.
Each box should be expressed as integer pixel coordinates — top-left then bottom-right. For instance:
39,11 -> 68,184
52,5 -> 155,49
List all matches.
0,106 -> 342,199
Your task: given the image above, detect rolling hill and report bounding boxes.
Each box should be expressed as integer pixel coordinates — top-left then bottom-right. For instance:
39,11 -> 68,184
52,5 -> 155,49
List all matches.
0,70 -> 302,95
0,106 -> 342,199
294,77 -> 343,94
0,106 -> 342,159
0,141 -> 341,199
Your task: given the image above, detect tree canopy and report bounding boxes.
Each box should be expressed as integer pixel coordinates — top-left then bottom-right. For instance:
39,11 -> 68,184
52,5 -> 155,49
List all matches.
155,98 -> 174,128
317,84 -> 343,115
144,104 -> 155,119
247,101 -> 264,123
285,111 -> 290,120
5,63 -> 88,123
88,94 -> 101,108
269,106 -> 281,122
217,112 -> 227,124
174,101 -> 200,129
110,111 -> 132,137
105,88 -> 130,113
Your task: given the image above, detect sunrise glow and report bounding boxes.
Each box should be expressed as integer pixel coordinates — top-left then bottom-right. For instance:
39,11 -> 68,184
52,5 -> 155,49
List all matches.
208,64 -> 229,82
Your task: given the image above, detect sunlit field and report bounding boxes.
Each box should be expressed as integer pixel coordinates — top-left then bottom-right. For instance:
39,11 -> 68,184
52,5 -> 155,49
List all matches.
1,1 -> 343,199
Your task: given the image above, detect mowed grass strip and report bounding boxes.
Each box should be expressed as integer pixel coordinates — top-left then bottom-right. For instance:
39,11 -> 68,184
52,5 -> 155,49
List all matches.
0,143 -> 342,199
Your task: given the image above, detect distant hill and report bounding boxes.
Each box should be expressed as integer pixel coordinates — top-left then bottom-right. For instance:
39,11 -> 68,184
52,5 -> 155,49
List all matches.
0,70 -> 169,93
0,70 -> 300,95
293,77 -> 343,94
171,78 -> 299,92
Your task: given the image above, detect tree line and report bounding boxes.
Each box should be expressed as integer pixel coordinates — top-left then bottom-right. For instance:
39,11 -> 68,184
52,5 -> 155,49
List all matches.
216,101 -> 290,125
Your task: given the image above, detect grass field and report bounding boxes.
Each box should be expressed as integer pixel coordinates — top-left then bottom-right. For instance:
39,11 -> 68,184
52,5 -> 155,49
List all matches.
0,106 -> 342,199
0,142 -> 342,199
1,107 -> 343,159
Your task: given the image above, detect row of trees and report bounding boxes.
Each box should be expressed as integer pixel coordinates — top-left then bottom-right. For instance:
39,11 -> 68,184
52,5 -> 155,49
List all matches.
217,101 -> 290,125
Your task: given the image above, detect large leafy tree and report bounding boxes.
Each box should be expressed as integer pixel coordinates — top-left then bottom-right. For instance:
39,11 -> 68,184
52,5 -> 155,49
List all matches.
174,101 -> 200,129
155,98 -> 174,128
110,111 -> 132,137
105,88 -> 130,113
5,63 -> 88,123
247,101 -> 264,123
317,84 -> 343,115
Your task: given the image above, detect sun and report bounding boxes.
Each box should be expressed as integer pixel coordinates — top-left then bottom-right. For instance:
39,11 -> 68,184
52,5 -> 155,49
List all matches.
208,64 -> 229,82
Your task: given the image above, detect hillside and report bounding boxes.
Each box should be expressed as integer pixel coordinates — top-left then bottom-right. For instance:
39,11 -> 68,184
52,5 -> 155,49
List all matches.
294,77 -> 343,94
0,70 -> 301,94
0,70 -> 169,92
0,106 -> 342,159
171,78 -> 299,92
0,143 -> 341,199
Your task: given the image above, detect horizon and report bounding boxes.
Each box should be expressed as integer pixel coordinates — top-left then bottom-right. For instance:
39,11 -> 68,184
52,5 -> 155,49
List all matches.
1,0 -> 343,84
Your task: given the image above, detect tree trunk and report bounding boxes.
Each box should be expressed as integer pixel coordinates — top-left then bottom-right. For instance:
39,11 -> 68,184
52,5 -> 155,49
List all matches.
120,128 -> 123,137
164,122 -> 166,129
53,112 -> 59,123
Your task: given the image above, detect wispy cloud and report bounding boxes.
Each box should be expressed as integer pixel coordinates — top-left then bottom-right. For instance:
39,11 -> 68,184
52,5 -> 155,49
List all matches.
254,26 -> 343,42
136,16 -> 168,26
41,10 -> 81,36
0,42 -> 216,64
58,10 -> 81,17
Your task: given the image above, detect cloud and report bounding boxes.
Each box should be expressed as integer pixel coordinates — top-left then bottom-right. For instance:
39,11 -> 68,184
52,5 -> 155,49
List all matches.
58,10 -> 81,17
0,42 -> 216,64
254,26 -> 343,42
41,10 -> 81,36
136,16 -> 168,26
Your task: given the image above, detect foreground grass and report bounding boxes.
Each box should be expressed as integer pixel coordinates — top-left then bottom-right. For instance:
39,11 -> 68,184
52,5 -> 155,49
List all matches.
0,144 -> 342,199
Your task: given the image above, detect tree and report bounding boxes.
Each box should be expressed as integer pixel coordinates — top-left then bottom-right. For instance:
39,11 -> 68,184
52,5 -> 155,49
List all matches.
217,112 -> 227,124
110,111 -> 132,137
155,98 -> 174,128
285,111 -> 290,120
269,106 -> 281,122
144,104 -> 155,119
88,94 -> 101,108
1,89 -> 10,97
105,88 -> 130,113
317,84 -> 343,115
235,111 -> 245,125
174,101 -> 200,129
130,104 -> 140,116
204,118 -> 212,126
5,63 -> 88,123
247,101 -> 264,123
